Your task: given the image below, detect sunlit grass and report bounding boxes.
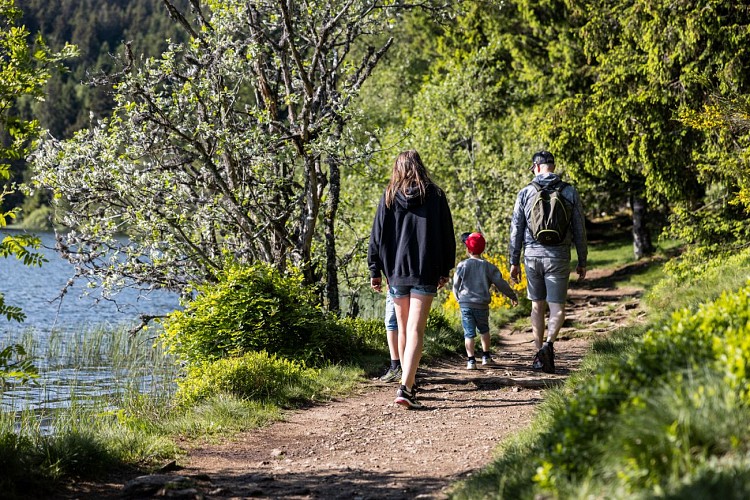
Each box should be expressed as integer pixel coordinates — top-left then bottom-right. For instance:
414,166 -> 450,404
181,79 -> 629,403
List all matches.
647,246 -> 750,322
581,236 -> 636,270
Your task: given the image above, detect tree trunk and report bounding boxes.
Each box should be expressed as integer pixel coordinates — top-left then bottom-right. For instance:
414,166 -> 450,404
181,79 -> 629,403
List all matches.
324,156 -> 341,314
631,191 -> 654,259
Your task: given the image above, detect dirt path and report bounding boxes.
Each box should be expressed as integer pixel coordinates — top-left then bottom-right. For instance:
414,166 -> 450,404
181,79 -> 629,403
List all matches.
63,265 -> 647,499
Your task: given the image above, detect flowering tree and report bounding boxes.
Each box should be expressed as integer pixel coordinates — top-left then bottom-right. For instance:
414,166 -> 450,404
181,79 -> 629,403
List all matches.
31,0 -> 410,311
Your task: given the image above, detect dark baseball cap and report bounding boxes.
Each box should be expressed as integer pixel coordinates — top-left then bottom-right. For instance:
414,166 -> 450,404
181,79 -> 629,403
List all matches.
531,150 -> 555,165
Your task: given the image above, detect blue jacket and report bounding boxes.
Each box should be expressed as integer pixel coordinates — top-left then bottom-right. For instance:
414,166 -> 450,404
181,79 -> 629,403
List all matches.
509,173 -> 587,267
368,183 -> 456,286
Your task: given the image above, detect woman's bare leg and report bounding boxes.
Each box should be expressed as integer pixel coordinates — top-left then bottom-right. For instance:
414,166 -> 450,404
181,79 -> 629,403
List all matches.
400,293 -> 434,390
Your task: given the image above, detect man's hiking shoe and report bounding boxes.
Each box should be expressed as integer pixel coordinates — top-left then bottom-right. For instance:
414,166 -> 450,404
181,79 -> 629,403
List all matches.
482,355 -> 494,366
379,366 -> 402,383
540,343 -> 555,374
532,351 -> 544,371
394,385 -> 423,409
466,359 -> 477,370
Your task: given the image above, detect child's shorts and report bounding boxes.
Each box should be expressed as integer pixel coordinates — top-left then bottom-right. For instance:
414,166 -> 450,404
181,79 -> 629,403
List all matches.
384,292 -> 398,331
460,307 -> 490,339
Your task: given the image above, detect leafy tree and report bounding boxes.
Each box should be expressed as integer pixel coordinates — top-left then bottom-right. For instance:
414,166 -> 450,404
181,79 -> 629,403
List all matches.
0,0 -> 75,382
30,0 -> 414,312
548,0 -> 750,258
407,3 -> 532,246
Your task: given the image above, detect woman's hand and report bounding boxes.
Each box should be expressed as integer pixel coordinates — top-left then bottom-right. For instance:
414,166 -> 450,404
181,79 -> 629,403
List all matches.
370,277 -> 382,292
437,276 -> 449,289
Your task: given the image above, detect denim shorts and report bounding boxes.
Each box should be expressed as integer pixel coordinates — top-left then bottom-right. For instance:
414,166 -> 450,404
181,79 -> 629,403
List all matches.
388,285 -> 438,299
524,257 -> 570,304
384,292 -> 398,331
460,307 -> 490,339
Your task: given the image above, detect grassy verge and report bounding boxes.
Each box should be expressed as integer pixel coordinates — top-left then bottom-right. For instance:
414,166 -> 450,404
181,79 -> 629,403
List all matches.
449,245 -> 750,499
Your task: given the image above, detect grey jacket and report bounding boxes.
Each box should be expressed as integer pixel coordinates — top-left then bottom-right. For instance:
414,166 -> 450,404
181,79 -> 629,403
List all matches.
509,172 -> 587,267
452,257 -> 517,310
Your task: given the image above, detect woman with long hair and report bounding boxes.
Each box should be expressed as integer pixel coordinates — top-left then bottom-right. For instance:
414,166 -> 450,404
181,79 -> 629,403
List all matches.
368,150 -> 456,409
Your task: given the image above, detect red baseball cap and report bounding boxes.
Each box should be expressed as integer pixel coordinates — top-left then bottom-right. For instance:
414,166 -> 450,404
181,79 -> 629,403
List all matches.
462,232 -> 486,254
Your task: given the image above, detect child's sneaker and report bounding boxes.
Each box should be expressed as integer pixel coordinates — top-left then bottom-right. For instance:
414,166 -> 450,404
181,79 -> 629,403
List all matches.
394,384 -> 423,409
540,342 -> 555,374
379,366 -> 402,383
481,355 -> 494,366
466,358 -> 477,370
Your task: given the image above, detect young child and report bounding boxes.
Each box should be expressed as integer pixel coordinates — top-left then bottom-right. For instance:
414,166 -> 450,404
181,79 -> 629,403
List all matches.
453,232 -> 518,369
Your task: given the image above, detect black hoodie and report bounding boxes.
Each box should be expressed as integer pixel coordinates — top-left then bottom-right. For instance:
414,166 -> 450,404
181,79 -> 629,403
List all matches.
368,183 -> 456,287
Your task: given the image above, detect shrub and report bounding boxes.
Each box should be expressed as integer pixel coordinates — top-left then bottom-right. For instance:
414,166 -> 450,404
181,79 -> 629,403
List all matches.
532,284 -> 750,495
161,262 -> 360,366
175,351 -> 314,407
648,246 -> 750,319
337,317 -> 387,352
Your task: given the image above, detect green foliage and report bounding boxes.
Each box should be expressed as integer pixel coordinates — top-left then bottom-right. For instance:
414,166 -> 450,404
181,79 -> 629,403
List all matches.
0,0 -> 75,161
426,308 -> 454,333
650,246 -> 750,319
162,263 -> 360,366
0,0 -> 73,386
0,404 -> 179,500
175,351 -> 315,408
337,316 -> 388,352
13,205 -> 54,230
422,309 -> 463,360
532,285 -> 750,490
594,289 -> 747,485
588,370 -> 750,494
0,344 -> 37,384
405,3 -> 530,246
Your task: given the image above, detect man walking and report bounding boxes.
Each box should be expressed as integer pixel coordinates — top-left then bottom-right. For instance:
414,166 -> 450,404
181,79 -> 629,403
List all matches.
509,150 -> 587,373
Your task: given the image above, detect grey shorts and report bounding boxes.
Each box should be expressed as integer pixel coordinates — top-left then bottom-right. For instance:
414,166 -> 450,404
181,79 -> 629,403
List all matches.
524,257 -> 570,304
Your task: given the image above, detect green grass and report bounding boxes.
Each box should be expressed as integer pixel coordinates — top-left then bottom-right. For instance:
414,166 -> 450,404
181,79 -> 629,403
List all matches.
571,237 -> 681,293
580,236 -> 636,270
647,246 -> 750,322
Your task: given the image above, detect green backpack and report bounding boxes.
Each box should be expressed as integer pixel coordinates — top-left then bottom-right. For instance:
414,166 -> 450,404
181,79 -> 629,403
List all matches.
528,180 -> 572,245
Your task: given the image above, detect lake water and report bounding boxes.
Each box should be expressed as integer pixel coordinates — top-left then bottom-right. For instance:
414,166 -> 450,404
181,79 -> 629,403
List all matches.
1,230 -> 181,413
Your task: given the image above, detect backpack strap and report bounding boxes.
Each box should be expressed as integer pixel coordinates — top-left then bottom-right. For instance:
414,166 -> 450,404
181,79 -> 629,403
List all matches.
529,179 -> 573,206
555,180 -> 571,204
546,179 -> 571,202
531,179 -> 568,191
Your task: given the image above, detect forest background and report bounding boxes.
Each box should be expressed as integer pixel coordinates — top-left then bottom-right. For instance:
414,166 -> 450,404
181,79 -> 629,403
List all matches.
2,1 -> 750,498
3,0 -> 748,318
